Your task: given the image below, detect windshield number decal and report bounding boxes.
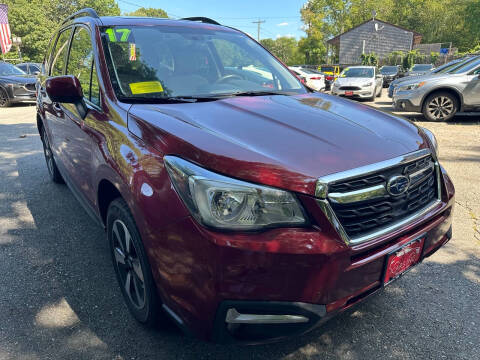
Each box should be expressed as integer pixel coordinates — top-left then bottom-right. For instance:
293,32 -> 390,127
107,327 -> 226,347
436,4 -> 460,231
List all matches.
105,28 -> 132,42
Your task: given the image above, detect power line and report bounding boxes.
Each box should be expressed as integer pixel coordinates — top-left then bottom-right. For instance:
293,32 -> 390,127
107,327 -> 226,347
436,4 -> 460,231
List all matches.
252,19 -> 266,41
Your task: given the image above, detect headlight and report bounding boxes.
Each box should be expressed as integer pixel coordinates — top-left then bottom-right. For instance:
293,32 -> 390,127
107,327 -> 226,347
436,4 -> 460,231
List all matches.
398,81 -> 426,92
363,82 -> 373,87
164,156 -> 306,230
421,127 -> 439,158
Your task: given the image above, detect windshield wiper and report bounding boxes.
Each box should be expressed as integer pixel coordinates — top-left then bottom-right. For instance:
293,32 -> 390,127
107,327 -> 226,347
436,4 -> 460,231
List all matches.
227,90 -> 288,97
119,95 -> 222,104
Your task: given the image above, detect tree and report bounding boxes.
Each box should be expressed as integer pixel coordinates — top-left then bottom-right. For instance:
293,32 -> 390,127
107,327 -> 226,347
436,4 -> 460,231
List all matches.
126,7 -> 168,18
260,37 -> 305,66
3,0 -> 120,62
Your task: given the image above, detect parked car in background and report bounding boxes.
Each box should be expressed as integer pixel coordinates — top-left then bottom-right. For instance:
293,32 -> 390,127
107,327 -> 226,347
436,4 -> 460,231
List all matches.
289,68 -> 307,84
331,66 -> 383,100
388,57 -> 478,98
380,65 -> 405,87
37,9 -> 454,344
393,56 -> 480,121
289,66 -> 325,91
0,62 -> 36,107
319,64 -> 341,90
406,64 -> 434,77
16,62 -> 42,75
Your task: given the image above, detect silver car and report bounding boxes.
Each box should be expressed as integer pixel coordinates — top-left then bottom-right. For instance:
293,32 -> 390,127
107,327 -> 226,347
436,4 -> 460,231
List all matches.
393,57 -> 480,121
331,66 -> 383,101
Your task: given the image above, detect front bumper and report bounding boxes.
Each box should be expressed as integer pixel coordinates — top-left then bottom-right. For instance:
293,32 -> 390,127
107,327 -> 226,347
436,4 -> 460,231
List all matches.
7,84 -> 36,103
147,168 -> 455,344
332,87 -> 375,99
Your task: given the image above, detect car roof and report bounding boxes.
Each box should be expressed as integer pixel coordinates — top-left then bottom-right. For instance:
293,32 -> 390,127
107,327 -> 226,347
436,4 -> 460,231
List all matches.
344,66 -> 375,69
65,15 -> 238,35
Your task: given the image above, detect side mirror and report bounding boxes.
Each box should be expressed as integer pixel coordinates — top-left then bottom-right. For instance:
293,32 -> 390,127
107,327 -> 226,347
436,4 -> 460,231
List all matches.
45,75 -> 88,119
33,71 -> 40,76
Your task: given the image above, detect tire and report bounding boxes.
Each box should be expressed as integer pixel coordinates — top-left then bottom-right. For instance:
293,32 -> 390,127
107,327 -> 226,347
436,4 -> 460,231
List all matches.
107,198 -> 161,327
0,87 -> 10,107
422,92 -> 458,122
41,127 -> 64,183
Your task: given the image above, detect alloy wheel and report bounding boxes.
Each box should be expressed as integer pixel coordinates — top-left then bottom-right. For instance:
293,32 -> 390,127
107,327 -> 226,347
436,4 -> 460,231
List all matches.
42,130 -> 55,176
112,219 -> 146,309
0,89 -> 8,107
427,96 -> 454,120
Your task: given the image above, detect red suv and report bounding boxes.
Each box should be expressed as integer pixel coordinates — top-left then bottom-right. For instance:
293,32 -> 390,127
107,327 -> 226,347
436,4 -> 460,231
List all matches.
37,9 -> 455,343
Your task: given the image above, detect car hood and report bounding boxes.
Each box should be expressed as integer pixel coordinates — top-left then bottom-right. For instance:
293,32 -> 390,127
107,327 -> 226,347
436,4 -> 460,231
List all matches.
128,93 -> 429,195
335,77 -> 373,86
0,74 -> 36,84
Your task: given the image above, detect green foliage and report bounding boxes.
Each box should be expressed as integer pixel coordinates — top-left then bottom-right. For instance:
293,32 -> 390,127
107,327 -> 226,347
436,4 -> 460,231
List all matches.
3,0 -> 120,62
430,52 -> 439,66
260,37 -> 306,66
126,7 -> 168,18
360,52 -> 378,66
301,0 -> 480,58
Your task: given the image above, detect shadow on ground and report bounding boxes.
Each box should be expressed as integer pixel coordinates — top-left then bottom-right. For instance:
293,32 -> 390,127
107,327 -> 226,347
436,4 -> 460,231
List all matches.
0,122 -> 478,360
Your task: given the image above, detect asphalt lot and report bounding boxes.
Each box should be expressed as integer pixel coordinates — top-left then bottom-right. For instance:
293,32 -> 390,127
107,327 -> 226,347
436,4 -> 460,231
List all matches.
0,100 -> 479,360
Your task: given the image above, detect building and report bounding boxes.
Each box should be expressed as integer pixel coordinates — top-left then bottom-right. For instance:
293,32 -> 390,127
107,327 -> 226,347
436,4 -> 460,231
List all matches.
327,19 -> 422,65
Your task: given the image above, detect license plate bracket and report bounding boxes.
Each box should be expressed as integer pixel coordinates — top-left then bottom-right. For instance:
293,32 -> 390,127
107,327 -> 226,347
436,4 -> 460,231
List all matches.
383,235 -> 425,285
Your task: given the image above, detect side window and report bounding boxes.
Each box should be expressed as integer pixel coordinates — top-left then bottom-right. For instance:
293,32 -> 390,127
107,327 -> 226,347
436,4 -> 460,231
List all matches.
31,65 -> 40,74
67,26 -> 101,107
90,62 -> 100,106
51,29 -> 72,76
17,64 -> 27,72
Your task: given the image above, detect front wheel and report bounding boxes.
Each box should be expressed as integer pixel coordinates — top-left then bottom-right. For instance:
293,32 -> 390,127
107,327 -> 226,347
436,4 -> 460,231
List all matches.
422,92 -> 458,122
41,127 -> 64,183
107,198 -> 162,326
0,88 -> 10,107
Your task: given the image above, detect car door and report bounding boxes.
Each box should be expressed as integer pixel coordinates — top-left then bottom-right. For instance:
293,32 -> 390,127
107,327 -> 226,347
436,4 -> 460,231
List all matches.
61,25 -> 106,207
462,66 -> 480,107
43,27 -> 73,168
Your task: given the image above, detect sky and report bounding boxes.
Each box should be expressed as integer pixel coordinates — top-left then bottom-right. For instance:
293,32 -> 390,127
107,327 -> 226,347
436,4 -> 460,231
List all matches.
117,0 -> 308,40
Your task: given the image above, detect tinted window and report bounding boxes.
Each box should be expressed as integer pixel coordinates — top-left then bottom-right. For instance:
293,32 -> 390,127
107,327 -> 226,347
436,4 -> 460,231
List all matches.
67,26 -> 100,106
411,64 -> 433,71
0,63 -> 25,75
17,64 -> 27,72
380,66 -> 398,74
450,57 -> 480,74
341,67 -> 374,78
51,29 -> 72,76
90,62 -> 100,106
321,66 -> 334,72
30,65 -> 40,73
101,26 -> 304,99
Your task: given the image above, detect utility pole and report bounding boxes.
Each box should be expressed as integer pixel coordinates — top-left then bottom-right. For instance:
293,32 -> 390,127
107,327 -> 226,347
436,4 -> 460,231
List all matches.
252,19 -> 265,41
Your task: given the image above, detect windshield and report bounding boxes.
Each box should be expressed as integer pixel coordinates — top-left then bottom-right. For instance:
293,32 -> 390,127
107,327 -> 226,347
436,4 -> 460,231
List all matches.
321,66 -> 334,72
380,66 -> 398,74
433,59 -> 464,73
340,67 -> 374,78
0,63 -> 26,76
411,64 -> 433,71
101,26 -> 305,100
449,57 -> 480,74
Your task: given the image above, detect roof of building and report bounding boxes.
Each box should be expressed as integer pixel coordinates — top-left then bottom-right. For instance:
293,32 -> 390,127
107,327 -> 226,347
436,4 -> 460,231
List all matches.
327,19 -> 423,46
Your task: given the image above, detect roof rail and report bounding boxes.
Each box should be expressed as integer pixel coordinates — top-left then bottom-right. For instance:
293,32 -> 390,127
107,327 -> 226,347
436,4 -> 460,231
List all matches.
62,8 -> 99,24
181,17 -> 220,25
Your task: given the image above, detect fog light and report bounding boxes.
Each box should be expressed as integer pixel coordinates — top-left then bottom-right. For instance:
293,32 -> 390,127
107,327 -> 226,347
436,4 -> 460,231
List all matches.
401,102 -> 406,109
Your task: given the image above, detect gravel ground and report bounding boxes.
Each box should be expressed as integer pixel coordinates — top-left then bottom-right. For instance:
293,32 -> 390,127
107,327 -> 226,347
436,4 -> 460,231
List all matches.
0,101 -> 479,360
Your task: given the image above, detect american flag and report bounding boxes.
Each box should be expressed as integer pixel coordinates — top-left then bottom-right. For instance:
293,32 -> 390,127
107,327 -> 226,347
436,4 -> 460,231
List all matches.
0,4 -> 12,54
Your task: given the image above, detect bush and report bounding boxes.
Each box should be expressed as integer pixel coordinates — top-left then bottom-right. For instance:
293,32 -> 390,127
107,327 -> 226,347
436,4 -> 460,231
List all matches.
361,52 -> 378,66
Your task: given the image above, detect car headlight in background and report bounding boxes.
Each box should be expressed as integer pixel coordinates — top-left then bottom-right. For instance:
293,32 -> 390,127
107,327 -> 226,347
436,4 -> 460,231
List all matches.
363,82 -> 373,87
421,127 -> 439,158
164,156 -> 306,230
398,81 -> 426,92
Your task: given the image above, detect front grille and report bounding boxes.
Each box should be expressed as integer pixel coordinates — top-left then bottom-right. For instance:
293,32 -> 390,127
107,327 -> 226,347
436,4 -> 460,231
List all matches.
339,86 -> 361,91
328,155 -> 438,238
24,83 -> 36,91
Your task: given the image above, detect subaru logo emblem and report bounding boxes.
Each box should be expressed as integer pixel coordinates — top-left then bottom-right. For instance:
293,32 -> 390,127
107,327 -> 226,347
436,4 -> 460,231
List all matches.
387,175 -> 410,196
